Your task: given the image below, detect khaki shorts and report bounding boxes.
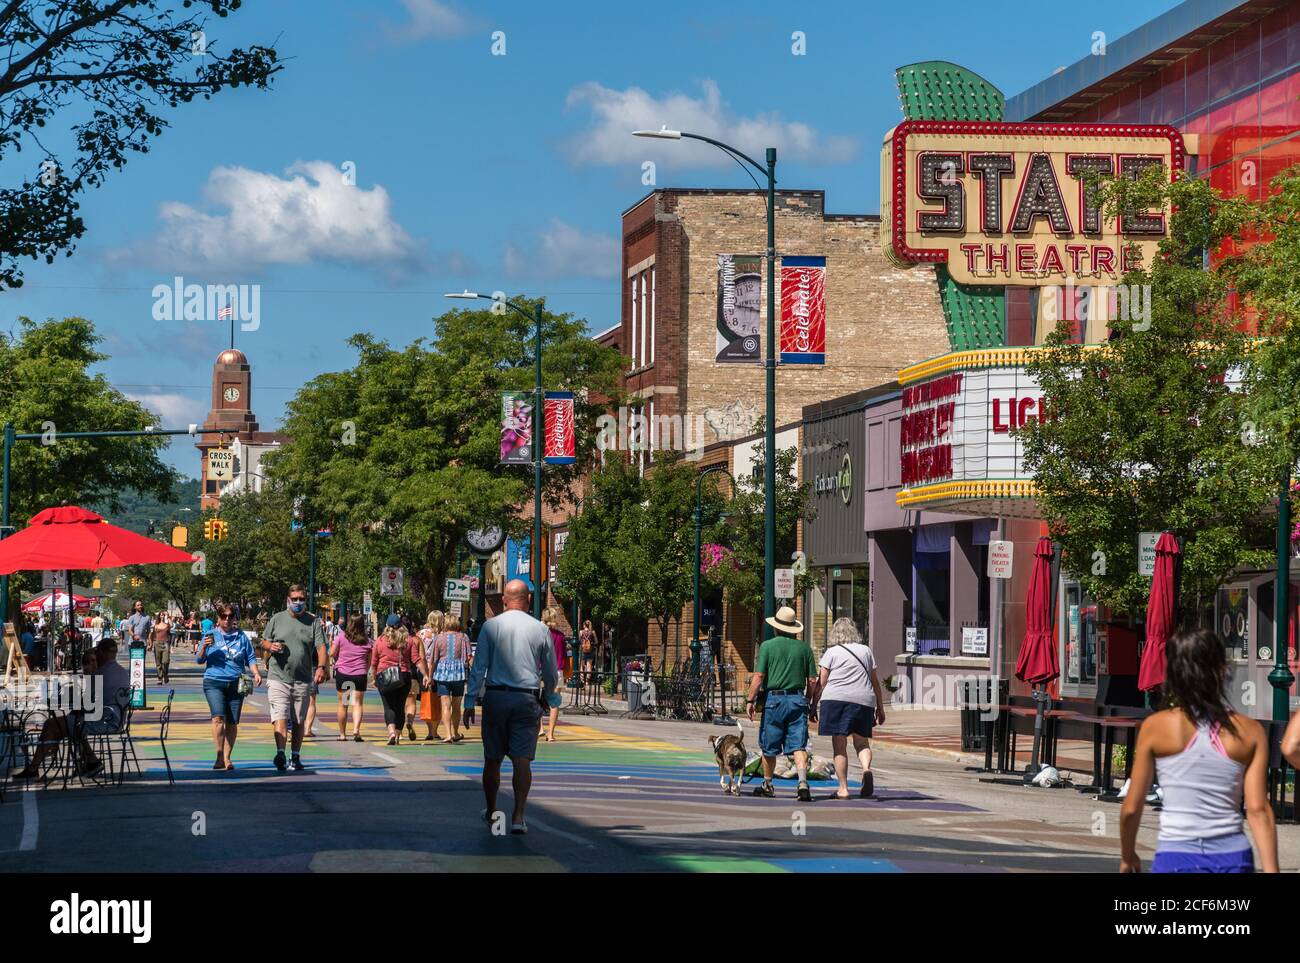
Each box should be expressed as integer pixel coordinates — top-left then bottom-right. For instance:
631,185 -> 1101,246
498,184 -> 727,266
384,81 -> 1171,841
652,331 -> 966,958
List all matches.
267,680 -> 311,724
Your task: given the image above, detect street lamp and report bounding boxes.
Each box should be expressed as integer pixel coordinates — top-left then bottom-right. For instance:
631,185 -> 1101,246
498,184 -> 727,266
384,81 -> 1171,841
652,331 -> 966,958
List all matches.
445,291 -> 546,618
633,128 -> 779,627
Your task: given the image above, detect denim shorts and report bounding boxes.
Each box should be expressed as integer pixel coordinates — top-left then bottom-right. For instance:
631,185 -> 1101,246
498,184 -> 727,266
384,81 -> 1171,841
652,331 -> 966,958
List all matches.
480,689 -> 541,762
203,677 -> 245,724
759,693 -> 810,757
436,680 -> 466,697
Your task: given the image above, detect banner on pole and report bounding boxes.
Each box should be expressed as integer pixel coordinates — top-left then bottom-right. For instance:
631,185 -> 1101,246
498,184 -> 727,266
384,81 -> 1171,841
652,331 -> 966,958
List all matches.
716,254 -> 762,363
543,391 -> 576,465
500,391 -> 533,465
779,256 -> 826,364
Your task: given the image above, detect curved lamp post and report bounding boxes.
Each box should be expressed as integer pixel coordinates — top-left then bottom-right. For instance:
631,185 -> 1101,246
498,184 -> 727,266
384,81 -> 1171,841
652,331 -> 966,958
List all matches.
633,126 -> 779,628
445,291 -> 546,618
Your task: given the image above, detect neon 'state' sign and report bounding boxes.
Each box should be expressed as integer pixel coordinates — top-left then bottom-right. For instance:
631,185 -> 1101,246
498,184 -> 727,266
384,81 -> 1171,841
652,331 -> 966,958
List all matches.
881,121 -> 1185,286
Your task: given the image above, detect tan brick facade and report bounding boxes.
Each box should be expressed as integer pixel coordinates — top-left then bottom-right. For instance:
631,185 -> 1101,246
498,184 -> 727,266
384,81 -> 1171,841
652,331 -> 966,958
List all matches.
621,189 -> 948,676
620,189 -> 948,450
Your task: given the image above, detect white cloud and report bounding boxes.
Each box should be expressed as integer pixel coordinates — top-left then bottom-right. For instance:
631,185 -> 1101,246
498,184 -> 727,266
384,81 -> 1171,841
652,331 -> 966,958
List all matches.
381,0 -> 475,42
563,79 -> 858,168
504,219 -> 618,280
114,161 -> 423,275
126,391 -> 208,428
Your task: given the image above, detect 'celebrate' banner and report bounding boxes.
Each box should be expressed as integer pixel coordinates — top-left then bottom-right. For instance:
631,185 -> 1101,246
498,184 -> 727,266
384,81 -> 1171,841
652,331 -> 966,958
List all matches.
779,256 -> 826,365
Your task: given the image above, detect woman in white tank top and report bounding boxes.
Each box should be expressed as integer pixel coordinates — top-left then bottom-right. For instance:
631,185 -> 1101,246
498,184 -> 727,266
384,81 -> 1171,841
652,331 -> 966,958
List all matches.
1119,628 -> 1277,873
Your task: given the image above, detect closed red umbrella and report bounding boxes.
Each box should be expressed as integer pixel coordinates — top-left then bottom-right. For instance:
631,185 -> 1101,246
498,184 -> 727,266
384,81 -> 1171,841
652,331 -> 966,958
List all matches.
1016,537 -> 1059,686
0,505 -> 194,574
1139,531 -> 1180,692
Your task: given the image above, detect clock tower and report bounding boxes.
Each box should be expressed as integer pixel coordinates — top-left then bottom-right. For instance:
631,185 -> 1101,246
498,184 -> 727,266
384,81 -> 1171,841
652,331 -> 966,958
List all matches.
197,348 -> 261,510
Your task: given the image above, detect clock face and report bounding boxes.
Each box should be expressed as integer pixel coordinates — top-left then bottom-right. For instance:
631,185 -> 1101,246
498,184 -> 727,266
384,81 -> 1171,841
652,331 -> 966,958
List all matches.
465,525 -> 505,554
223,385 -> 241,404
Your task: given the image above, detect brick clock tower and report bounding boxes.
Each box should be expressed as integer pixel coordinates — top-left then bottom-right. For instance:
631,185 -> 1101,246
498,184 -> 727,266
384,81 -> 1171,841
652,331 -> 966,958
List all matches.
196,348 -> 262,511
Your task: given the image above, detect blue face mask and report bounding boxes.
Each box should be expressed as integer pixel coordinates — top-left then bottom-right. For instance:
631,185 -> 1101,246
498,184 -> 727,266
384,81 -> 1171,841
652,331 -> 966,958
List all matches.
290,601 -> 306,614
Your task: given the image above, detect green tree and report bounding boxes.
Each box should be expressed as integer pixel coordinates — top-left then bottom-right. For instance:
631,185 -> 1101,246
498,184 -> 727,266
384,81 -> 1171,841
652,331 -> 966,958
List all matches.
0,0 -> 281,289
1019,166 -> 1271,616
554,457 -> 643,639
265,299 -> 625,611
702,440 -> 816,644
0,316 -> 178,609
191,489 -> 307,617
1226,167 -> 1300,514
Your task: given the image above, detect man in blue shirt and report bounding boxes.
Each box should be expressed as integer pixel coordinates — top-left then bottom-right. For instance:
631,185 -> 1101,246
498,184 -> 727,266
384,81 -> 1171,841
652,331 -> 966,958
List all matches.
464,579 -> 559,835
126,600 -> 151,647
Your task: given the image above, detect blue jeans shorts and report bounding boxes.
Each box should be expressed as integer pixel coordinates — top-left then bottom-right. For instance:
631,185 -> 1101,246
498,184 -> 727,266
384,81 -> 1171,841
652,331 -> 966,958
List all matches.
436,680 -> 466,697
203,677 -> 246,724
759,693 -> 809,757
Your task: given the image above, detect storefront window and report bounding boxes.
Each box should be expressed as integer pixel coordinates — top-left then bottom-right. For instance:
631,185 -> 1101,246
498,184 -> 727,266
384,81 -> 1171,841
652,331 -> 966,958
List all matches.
1217,585 -> 1249,663
807,572 -> 828,655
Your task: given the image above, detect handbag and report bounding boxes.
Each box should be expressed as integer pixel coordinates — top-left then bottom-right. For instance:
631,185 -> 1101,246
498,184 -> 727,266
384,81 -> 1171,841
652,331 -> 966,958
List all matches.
375,664 -> 405,692
237,674 -> 254,697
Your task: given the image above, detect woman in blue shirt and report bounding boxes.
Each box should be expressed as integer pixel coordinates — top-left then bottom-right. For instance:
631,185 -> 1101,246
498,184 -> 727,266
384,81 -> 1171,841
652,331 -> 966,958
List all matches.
198,605 -> 261,771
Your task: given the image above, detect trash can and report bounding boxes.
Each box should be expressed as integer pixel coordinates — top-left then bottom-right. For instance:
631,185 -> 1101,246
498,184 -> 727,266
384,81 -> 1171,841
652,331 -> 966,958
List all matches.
960,677 -> 1008,750
626,673 -> 646,714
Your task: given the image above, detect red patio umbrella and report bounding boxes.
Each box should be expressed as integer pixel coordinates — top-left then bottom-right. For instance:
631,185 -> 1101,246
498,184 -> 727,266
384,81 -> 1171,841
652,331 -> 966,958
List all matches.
21,590 -> 93,613
1138,531 -> 1180,692
1016,537 -> 1059,686
0,505 -> 195,574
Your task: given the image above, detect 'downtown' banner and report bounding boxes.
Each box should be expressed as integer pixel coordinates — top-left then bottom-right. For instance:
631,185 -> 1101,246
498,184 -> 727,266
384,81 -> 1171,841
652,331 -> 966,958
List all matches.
543,391 -> 576,465
716,253 -> 762,363
500,391 -> 533,465
779,256 -> 826,364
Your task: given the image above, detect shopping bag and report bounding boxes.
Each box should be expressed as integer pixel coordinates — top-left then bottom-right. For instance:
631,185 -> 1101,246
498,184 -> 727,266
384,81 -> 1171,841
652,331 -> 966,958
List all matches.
420,689 -> 441,722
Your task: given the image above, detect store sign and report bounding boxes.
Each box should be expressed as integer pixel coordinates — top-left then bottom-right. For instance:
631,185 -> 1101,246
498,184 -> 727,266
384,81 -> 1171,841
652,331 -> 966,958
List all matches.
881,121 -> 1184,285
779,256 -> 826,364
961,626 -> 988,656
900,366 -> 1042,488
814,451 -> 853,505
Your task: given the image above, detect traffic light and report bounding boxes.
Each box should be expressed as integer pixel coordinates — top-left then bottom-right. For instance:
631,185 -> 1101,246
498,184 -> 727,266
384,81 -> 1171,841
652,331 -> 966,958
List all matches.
130,577 -> 142,588
203,518 -> 214,540
212,519 -> 228,541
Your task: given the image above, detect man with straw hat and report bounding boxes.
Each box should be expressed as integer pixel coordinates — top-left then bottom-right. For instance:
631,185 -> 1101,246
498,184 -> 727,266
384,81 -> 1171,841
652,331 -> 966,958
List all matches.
745,605 -> 818,801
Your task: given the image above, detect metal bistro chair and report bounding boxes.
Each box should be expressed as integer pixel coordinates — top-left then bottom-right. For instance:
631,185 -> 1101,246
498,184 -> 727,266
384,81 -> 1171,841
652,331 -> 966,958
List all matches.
118,688 -> 175,786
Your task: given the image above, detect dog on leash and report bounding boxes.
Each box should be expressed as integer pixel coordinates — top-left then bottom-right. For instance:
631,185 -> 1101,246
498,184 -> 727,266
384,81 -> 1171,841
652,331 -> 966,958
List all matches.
709,723 -> 747,796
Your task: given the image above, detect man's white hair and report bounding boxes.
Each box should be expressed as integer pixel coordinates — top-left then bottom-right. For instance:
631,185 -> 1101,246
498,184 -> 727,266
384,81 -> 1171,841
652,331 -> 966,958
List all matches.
827,617 -> 862,647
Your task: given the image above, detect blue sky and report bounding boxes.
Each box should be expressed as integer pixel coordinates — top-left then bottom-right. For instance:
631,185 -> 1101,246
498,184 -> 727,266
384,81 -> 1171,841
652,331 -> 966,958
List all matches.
0,0 -> 1178,476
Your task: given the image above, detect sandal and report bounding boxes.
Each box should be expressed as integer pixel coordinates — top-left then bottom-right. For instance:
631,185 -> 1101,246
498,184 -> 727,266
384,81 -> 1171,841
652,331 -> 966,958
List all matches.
225,763 -> 235,771
451,734 -> 464,743
353,733 -> 363,742
213,757 -> 225,770
337,734 -> 347,742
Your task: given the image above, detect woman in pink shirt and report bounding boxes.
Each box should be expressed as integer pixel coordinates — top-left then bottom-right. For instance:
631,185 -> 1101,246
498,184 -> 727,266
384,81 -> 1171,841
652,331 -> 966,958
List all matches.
540,608 -> 568,742
371,625 -> 429,746
330,615 -> 374,742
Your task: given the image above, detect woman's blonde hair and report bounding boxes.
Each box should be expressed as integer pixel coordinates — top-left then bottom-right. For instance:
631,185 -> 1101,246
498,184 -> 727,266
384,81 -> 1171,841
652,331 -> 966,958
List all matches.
827,617 -> 863,647
542,607 -> 561,629
426,610 -> 444,632
443,612 -> 463,632
383,625 -> 409,649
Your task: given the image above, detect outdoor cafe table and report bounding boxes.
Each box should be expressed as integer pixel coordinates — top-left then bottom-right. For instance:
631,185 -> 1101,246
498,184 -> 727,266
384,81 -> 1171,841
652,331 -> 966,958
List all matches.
2,674 -> 109,787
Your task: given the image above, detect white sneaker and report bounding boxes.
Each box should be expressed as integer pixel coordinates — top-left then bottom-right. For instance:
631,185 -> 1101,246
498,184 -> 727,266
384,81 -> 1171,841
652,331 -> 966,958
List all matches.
1116,778 -> 1131,799
510,820 -> 527,835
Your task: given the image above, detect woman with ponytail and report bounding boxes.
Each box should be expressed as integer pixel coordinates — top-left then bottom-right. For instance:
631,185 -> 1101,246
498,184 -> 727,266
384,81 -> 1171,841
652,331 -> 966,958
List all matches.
1119,628 -> 1277,873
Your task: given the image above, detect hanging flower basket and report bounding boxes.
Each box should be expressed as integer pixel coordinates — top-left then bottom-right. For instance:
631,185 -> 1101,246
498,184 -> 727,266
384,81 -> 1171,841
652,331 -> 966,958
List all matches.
700,542 -> 738,576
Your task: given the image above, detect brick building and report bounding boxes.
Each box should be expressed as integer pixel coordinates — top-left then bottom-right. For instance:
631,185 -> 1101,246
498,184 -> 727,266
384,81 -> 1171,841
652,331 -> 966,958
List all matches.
616,188 -> 949,671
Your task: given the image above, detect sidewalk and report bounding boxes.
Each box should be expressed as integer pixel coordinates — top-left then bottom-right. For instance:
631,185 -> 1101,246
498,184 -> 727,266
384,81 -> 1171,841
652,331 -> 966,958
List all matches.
573,698 -> 1101,781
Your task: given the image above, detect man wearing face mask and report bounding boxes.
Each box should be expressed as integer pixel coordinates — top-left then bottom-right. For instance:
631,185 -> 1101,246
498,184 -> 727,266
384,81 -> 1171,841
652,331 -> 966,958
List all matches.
259,585 -> 328,771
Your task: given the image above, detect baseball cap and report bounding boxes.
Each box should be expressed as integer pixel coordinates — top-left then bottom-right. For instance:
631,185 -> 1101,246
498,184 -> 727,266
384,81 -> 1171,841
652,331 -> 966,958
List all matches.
385,613 -> 402,627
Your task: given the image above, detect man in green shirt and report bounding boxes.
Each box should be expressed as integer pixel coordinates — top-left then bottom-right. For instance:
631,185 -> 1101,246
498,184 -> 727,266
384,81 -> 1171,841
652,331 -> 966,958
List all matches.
258,584 -> 328,771
746,606 -> 817,801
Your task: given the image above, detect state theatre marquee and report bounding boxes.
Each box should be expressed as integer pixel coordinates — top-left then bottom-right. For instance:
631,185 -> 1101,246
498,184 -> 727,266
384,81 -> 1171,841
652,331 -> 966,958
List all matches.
896,349 -> 1045,517
881,121 -> 1184,285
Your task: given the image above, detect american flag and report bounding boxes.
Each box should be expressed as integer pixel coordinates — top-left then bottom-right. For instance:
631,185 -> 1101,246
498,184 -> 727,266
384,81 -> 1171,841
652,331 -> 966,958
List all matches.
218,302 -> 233,321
